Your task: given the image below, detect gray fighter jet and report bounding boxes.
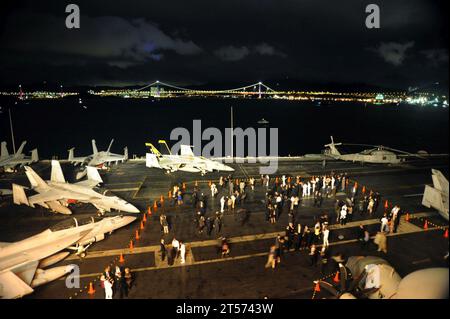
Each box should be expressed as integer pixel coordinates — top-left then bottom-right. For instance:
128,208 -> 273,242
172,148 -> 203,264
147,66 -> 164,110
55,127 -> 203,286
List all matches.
12,160 -> 139,214
0,215 -> 136,299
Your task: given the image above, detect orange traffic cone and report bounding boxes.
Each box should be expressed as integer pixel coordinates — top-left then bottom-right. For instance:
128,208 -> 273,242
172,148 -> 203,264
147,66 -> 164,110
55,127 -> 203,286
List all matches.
119,253 -> 125,263
275,177 -> 279,184
362,186 -> 366,194
143,213 -> 147,222
140,221 -> 145,230
87,282 -> 95,295
160,195 -> 164,202
405,213 -> 410,222
384,200 -> 389,209
208,180 -> 212,187
129,240 -> 134,250
314,281 -> 321,292
423,220 -> 428,230
288,177 -> 291,184
147,206 -> 152,216
168,190 -> 172,198
333,271 -> 340,283
153,201 -> 157,210
195,181 -> 198,187
444,229 -> 448,238
182,182 -> 186,190
135,230 -> 140,240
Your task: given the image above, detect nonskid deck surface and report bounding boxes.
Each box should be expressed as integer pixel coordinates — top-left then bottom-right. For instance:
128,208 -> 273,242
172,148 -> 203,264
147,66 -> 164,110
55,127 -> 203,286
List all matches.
0,158 -> 448,299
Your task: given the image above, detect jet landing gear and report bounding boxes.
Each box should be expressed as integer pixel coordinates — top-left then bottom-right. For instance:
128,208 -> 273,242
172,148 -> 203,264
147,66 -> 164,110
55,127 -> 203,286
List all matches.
97,209 -> 106,217
68,243 -> 93,259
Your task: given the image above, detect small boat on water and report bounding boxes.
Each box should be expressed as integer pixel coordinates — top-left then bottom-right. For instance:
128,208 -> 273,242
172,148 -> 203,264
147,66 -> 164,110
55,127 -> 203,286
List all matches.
257,118 -> 269,125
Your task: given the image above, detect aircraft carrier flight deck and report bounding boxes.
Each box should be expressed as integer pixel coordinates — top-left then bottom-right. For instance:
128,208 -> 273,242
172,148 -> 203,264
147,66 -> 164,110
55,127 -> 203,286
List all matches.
0,157 -> 448,299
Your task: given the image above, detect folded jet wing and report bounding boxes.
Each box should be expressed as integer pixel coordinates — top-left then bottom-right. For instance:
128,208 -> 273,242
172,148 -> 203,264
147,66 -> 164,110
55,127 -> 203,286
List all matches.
422,169 -> 449,221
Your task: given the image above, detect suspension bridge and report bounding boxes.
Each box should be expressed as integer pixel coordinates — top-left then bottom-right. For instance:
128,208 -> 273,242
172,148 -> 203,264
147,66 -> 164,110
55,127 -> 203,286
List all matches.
132,80 -> 278,98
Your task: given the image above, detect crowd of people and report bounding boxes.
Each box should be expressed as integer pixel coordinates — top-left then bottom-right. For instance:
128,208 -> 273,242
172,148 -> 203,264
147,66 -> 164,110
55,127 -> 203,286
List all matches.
98,168 -> 412,298
100,265 -> 133,299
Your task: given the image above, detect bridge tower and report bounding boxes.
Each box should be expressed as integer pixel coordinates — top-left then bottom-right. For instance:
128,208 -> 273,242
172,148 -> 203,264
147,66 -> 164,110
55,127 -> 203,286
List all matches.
258,82 -> 262,99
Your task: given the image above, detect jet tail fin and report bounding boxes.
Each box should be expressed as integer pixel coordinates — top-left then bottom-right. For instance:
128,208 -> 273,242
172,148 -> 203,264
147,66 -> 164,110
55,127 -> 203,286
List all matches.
158,140 -> 172,155
180,145 -> 195,157
51,160 -> 66,183
146,153 -> 162,169
30,149 -> 39,162
107,139 -> 114,153
1,141 -> 8,159
24,166 -> 49,190
86,166 -> 103,184
13,183 -> 29,206
14,141 -> 27,158
68,148 -> 75,161
92,140 -> 98,155
145,143 -> 162,157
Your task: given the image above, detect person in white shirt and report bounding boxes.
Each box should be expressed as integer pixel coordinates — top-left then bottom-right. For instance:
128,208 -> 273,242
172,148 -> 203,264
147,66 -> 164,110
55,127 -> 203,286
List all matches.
180,242 -> 186,264
101,275 -> 113,299
340,205 -> 347,225
172,237 -> 180,259
230,194 -> 236,209
311,178 -> 316,194
211,183 -> 217,198
249,177 -> 255,190
380,214 -> 389,233
307,181 -> 311,196
220,196 -> 226,213
302,183 -> 308,197
282,175 -> 286,187
323,227 -> 330,248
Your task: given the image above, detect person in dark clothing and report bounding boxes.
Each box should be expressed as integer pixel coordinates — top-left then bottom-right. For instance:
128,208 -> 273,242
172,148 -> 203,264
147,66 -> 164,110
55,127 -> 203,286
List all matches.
205,217 -> 213,236
214,213 -> 222,234
314,190 -> 323,208
358,224 -> 370,250
285,225 -> 294,250
293,231 -> 302,251
304,226 -> 312,248
116,273 -> 128,299
265,204 -> 272,222
192,191 -> 198,208
318,248 -> 329,275
373,192 -> 381,214
309,245 -> 318,266
160,239 -> 166,262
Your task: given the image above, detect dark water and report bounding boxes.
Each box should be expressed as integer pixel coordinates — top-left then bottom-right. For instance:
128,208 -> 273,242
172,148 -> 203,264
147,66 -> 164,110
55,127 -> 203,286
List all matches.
0,97 -> 448,159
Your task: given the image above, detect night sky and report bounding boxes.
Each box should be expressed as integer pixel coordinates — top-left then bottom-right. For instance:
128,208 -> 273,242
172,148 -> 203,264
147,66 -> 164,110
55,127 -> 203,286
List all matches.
0,0 -> 448,89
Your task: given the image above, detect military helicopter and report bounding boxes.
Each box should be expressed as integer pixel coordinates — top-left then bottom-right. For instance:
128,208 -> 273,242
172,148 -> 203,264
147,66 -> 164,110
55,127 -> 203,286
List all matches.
316,255 -> 449,299
322,136 -> 434,164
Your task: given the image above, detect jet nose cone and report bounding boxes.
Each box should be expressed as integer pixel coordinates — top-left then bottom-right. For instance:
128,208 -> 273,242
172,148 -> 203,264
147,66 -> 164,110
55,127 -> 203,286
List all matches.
126,204 -> 140,214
